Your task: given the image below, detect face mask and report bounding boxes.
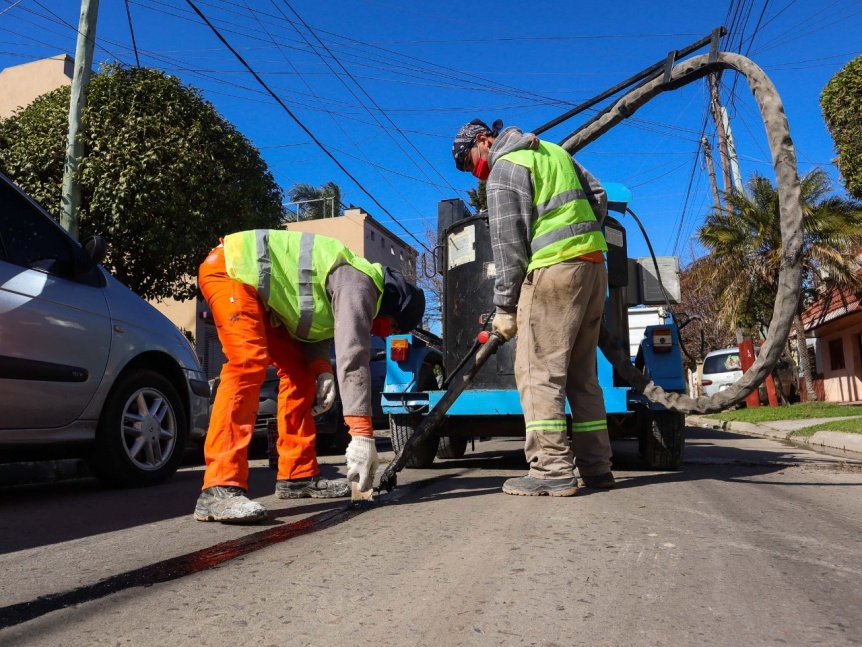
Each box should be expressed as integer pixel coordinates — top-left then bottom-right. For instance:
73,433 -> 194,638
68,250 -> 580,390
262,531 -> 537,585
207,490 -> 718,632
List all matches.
370,316 -> 393,338
472,157 -> 491,181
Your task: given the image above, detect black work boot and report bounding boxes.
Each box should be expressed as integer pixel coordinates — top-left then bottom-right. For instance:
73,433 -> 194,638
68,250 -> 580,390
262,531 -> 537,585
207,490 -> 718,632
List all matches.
193,486 -> 267,524
275,475 -> 350,499
502,475 -> 579,497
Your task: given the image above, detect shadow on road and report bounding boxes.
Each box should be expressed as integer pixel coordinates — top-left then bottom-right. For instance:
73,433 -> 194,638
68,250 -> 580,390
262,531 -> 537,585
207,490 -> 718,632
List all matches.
0,448 -> 347,556
2,426 -> 854,554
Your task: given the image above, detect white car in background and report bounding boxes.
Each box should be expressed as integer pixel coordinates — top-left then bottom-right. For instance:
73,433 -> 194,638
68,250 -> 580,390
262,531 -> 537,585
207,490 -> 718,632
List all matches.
0,172 -> 210,487
701,346 -> 797,403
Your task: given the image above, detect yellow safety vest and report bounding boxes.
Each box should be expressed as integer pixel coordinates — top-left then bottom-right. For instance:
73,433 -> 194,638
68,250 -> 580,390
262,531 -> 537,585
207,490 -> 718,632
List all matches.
498,141 -> 607,272
223,230 -> 384,342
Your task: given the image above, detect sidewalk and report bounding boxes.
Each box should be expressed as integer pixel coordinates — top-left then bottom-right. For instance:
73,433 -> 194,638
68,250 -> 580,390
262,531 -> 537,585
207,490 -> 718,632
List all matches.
687,414 -> 862,457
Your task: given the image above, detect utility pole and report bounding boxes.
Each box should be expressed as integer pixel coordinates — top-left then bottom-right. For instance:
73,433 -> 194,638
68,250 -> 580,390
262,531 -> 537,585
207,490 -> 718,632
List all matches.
60,0 -> 100,240
708,73 -> 733,194
701,135 -> 722,212
722,107 -> 744,192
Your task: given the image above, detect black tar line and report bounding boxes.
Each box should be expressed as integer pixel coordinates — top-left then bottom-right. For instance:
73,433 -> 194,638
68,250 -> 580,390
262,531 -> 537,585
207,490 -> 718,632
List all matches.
0,474 -> 454,630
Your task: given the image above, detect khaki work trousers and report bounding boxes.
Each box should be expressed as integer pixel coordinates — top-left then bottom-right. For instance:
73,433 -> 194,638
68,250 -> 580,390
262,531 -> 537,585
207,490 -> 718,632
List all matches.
515,259 -> 612,479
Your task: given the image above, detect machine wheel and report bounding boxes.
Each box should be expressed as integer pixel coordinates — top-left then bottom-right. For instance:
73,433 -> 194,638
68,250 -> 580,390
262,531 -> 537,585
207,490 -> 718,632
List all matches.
436,436 -> 468,459
89,370 -> 188,488
642,410 -> 685,470
390,413 -> 439,468
389,365 -> 439,468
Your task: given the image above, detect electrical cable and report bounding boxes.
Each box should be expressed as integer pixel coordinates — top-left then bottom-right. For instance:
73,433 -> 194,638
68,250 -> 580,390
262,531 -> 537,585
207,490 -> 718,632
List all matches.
124,0 -> 141,67
275,0 -> 465,200
182,0 -> 430,253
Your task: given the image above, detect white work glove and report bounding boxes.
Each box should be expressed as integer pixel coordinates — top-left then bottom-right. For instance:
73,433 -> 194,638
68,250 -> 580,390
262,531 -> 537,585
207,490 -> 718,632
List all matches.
311,373 -> 336,416
345,436 -> 379,492
492,312 -> 518,341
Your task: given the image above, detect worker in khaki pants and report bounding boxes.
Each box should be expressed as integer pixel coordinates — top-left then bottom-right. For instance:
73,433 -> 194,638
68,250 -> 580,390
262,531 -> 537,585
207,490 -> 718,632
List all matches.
452,118 -> 614,496
195,230 -> 425,523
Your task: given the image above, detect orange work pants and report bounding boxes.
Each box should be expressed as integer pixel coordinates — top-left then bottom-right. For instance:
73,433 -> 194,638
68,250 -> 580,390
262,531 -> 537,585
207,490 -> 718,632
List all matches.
199,246 -> 319,491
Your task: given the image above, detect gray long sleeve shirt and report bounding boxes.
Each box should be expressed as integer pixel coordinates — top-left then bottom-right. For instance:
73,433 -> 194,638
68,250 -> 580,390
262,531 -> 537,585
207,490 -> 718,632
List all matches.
486,127 -> 608,312
322,262 -> 379,417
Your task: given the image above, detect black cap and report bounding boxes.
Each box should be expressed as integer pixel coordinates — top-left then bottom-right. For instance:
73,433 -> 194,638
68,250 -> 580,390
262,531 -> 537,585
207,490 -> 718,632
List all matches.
379,267 -> 426,332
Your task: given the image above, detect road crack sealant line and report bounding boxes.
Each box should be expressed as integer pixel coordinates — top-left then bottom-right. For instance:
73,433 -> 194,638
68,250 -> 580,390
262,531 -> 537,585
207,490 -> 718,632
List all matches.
0,473 -> 455,630
560,52 -> 804,416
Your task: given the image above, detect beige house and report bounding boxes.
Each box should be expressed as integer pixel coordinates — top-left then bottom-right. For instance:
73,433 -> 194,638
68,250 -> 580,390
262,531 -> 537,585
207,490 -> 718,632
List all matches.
0,54 -> 73,119
284,207 -> 418,277
156,211 -> 419,379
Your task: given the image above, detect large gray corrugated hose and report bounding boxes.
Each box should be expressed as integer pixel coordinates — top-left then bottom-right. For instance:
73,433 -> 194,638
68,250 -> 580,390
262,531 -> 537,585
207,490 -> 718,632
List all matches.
559,52 -> 803,414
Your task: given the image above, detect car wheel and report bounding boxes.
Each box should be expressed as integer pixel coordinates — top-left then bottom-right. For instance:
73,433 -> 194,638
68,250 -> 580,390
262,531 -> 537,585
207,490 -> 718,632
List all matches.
90,370 -> 188,488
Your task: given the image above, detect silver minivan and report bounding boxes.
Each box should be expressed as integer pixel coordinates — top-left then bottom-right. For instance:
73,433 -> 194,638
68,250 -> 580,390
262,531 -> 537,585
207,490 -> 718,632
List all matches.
0,172 -> 209,487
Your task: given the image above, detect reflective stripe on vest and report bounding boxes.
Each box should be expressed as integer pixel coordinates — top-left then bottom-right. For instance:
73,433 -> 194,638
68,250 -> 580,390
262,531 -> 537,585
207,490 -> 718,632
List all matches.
498,141 -> 606,270
296,232 -> 316,340
224,230 -> 384,342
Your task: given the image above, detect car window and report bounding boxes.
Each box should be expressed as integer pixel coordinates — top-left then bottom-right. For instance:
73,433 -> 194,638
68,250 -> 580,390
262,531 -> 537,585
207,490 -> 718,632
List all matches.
703,352 -> 742,374
0,179 -> 78,279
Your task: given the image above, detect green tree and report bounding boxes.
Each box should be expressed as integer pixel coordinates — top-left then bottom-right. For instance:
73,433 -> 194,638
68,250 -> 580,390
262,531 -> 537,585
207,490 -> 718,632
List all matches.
0,64 -> 284,301
697,169 -> 862,400
670,256 -> 738,364
286,181 -> 342,221
467,180 -> 487,212
821,54 -> 862,200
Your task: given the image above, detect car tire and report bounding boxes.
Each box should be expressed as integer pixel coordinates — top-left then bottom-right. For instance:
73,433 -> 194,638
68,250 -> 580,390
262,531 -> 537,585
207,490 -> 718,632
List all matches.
641,410 -> 685,470
436,436 -> 468,459
89,370 -> 188,488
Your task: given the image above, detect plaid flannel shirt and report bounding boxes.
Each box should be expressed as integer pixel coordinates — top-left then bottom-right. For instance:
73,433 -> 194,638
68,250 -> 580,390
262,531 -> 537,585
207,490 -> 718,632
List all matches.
486,127 -> 608,312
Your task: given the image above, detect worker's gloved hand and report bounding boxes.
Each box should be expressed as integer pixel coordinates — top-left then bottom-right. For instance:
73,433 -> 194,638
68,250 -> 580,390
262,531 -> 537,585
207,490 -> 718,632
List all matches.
311,373 -> 336,416
492,312 -> 518,341
345,436 -> 379,492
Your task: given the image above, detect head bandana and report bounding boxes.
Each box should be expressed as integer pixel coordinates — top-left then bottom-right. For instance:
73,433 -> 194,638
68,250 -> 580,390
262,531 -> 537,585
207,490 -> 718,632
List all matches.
378,267 -> 426,333
452,118 -> 503,171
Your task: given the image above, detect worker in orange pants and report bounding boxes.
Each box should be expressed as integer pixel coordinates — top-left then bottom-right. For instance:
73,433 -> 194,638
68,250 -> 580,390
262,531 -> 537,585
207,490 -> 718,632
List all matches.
194,231 -> 425,524
199,245 -> 331,493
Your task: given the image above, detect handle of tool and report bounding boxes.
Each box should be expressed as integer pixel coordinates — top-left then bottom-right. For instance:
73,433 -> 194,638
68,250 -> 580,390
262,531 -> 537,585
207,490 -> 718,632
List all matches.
378,332 -> 505,492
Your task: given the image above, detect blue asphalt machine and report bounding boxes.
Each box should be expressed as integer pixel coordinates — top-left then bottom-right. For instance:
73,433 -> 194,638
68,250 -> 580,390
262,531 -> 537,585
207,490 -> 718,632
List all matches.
377,184 -> 688,492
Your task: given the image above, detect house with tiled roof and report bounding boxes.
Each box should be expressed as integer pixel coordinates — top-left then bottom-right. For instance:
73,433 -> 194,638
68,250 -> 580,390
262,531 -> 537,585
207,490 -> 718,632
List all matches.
800,279 -> 862,402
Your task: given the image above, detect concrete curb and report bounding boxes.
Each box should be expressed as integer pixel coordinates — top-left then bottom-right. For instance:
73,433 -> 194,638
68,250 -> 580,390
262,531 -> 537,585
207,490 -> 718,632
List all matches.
687,414 -> 862,456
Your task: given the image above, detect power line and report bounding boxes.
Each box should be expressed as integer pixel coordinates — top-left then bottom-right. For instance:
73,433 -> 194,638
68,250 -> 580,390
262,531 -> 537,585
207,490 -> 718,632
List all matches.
124,0 -> 141,67
182,0 -> 430,253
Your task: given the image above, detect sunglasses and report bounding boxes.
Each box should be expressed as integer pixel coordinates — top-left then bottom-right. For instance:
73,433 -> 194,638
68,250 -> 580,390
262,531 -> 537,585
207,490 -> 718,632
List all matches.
455,140 -> 476,172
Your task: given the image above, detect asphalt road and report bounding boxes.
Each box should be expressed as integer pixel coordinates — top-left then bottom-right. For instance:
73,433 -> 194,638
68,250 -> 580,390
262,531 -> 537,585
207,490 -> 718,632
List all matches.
2,427 -> 861,646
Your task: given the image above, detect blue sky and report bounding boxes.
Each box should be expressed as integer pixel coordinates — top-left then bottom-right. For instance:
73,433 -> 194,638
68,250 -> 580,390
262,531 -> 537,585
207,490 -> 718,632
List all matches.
1,0 -> 860,262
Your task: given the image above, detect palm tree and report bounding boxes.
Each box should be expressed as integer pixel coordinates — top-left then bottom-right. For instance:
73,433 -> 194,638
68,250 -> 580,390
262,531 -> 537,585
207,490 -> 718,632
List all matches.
286,181 -> 342,221
697,169 -> 862,401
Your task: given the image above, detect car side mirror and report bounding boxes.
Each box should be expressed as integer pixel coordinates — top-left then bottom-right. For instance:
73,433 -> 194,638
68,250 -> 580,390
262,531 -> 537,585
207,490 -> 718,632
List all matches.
83,235 -> 108,267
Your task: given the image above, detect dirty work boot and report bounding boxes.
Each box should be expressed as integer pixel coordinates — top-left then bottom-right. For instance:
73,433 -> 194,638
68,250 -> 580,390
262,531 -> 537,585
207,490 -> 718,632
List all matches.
193,486 -> 267,524
275,475 -> 350,499
578,471 -> 616,489
502,476 -> 579,497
